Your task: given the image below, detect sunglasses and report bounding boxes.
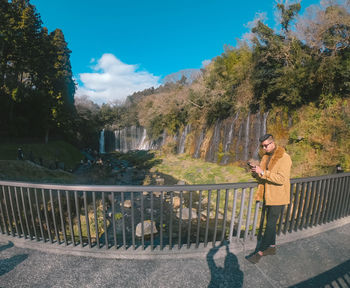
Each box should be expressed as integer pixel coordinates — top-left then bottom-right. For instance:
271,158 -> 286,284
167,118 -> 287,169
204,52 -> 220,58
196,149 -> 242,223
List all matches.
261,141 -> 273,149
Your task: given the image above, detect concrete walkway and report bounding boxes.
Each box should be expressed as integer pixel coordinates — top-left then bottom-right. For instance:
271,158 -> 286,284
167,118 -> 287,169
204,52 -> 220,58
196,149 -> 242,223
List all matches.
0,218 -> 349,288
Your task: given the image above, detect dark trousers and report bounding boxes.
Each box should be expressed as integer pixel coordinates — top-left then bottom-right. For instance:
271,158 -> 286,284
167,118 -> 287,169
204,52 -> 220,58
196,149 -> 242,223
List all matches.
260,205 -> 283,251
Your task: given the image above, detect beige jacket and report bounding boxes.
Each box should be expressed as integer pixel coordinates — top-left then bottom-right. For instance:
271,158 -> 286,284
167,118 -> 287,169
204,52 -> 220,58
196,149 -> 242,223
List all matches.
255,146 -> 292,205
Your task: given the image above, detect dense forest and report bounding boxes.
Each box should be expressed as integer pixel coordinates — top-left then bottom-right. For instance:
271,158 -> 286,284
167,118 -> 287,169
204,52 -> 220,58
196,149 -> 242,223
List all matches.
1,0 -> 350,174
0,0 -> 77,142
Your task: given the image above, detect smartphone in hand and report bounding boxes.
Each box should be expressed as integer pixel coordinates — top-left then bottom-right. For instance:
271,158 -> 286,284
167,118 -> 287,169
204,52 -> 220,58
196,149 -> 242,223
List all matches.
247,162 -> 255,169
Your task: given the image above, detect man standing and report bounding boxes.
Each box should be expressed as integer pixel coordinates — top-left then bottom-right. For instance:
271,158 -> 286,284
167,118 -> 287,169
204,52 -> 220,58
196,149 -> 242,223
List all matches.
246,134 -> 292,264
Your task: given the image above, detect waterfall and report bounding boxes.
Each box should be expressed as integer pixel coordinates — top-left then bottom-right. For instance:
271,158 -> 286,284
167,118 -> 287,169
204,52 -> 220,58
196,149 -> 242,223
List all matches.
177,124 -> 191,154
194,130 -> 205,159
206,121 -> 222,162
262,111 -> 269,135
138,128 -> 149,150
99,129 -> 105,154
243,112 -> 250,161
221,112 -> 239,164
113,126 -> 151,152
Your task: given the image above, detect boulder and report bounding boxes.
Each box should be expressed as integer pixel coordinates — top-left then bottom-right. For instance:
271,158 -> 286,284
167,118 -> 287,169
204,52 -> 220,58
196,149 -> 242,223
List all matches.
176,208 -> 198,220
135,220 -> 158,237
122,200 -> 131,208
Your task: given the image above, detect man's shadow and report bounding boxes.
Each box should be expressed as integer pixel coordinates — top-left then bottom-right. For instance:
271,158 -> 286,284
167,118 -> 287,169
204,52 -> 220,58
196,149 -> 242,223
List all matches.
0,241 -> 28,276
207,242 -> 244,288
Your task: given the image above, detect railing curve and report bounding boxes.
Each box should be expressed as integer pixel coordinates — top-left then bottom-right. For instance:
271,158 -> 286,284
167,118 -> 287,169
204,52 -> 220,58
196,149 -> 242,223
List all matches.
0,172 -> 349,252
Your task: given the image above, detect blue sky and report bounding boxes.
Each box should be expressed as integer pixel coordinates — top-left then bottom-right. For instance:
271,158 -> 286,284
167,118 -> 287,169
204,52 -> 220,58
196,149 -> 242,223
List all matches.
30,0 -> 322,105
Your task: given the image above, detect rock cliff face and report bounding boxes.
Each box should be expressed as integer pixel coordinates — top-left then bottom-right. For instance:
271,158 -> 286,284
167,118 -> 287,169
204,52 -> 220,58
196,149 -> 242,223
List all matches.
100,111 -> 269,163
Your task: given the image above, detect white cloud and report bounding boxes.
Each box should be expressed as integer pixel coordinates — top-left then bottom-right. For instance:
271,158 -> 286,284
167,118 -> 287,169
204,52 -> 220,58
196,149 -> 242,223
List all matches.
201,59 -> 211,67
76,53 -> 160,105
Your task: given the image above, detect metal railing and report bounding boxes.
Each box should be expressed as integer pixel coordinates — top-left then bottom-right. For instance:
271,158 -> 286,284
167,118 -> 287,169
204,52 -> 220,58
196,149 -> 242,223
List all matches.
0,172 -> 349,252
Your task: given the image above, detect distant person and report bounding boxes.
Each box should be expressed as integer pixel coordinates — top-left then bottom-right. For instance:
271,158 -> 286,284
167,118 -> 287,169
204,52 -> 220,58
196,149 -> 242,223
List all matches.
246,134 -> 292,264
17,148 -> 24,160
336,164 -> 343,173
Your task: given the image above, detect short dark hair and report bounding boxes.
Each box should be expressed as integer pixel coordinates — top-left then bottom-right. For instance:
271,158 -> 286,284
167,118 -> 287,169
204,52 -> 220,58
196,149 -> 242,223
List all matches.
259,134 -> 274,143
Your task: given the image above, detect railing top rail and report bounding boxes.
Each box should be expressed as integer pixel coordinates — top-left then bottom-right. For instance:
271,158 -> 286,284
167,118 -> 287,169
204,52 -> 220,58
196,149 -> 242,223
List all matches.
290,172 -> 350,184
0,172 -> 348,192
0,180 -> 258,192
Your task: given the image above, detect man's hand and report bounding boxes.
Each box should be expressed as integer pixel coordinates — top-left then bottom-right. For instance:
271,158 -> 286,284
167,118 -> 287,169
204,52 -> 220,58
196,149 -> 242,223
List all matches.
251,165 -> 263,175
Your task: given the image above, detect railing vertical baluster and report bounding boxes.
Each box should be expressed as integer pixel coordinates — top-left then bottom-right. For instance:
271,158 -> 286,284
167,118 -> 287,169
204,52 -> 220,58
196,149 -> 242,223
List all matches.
339,177 -> 347,218
325,178 -> 335,222
27,188 -> 37,240
299,182 -> 309,230
331,177 -> 341,221
121,192 -> 126,249
212,189 -> 220,246
58,190 -> 67,245
244,188 -> 254,240
150,191 -> 154,251
221,189 -> 229,242
251,201 -> 260,240
295,182 -> 305,231
15,187 -> 25,238
50,189 -> 59,244
196,190 -> 202,248
66,190 -> 75,246
289,183 -> 300,232
346,176 -> 350,215
141,191 -> 144,250
178,191 -> 183,249
315,179 -> 325,225
204,190 -> 212,247
84,191 -> 91,248
321,178 -> 332,224
2,186 -> 15,236
131,192 -> 135,250
333,177 -> 341,220
283,184 -> 294,234
3,186 -> 14,236
310,181 -> 320,227
343,176 -> 350,217
277,206 -> 285,236
93,191 -> 100,249
8,186 -> 20,237
337,177 -> 346,219
305,182 -> 315,228
187,191 -> 193,249
236,188 -> 246,242
20,187 -> 30,238
102,192 -> 108,249
34,188 -> 45,241
228,189 -> 238,243
112,192 -> 117,249
159,191 -> 163,250
0,186 -> 8,235
42,189 -> 52,243
169,191 -> 173,250
74,191 -> 83,247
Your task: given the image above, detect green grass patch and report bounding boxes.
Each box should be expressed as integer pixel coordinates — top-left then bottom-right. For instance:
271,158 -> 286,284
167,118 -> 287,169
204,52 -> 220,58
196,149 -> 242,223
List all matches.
0,140 -> 84,171
151,153 -> 254,185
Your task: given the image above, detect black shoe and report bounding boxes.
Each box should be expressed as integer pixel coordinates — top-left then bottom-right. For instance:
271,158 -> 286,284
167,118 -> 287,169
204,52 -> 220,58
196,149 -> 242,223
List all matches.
246,252 -> 262,264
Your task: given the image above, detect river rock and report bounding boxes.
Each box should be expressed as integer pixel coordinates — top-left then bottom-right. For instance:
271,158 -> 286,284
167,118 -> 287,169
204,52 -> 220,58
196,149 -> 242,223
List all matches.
172,196 -> 181,209
122,200 -> 131,208
153,191 -> 162,197
155,177 -> 164,185
201,210 -> 224,219
135,220 -> 158,237
176,208 -> 198,220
